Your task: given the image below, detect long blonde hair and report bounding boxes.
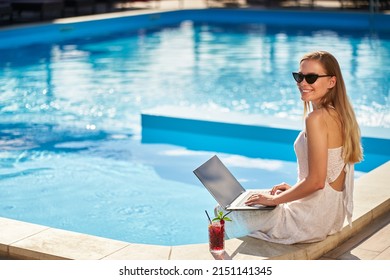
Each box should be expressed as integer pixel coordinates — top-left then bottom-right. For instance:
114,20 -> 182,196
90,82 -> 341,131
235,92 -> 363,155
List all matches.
301,51 -> 363,163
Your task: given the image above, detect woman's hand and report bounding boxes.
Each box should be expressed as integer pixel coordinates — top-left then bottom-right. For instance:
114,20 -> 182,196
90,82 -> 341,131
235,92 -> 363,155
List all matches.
245,192 -> 277,207
270,182 -> 291,195
245,183 -> 292,207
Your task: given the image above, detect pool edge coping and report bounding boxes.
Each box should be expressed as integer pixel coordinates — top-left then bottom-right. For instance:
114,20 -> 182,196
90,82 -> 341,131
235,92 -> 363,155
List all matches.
1,161 -> 388,260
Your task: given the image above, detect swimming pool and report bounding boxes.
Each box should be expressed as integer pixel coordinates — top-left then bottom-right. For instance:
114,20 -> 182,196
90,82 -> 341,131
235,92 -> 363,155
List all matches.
0,9 -> 389,246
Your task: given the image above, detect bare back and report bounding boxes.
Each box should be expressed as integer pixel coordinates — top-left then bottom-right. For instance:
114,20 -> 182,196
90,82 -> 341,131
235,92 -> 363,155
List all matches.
322,107 -> 345,191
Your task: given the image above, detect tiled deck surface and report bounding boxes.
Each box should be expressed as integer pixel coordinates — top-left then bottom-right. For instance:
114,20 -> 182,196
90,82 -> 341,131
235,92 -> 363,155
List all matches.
321,209 -> 390,260
0,161 -> 388,260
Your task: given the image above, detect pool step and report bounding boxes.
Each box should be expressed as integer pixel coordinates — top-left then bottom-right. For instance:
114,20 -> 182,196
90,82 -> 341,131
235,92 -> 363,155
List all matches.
141,106 -> 390,172
141,106 -> 302,143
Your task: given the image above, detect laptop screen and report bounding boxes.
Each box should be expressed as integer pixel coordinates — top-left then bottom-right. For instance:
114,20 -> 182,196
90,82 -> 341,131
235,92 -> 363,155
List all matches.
193,155 -> 245,208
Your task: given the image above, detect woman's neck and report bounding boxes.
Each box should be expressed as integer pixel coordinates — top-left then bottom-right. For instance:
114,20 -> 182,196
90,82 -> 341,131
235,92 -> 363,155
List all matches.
312,102 -> 321,110
312,102 -> 334,110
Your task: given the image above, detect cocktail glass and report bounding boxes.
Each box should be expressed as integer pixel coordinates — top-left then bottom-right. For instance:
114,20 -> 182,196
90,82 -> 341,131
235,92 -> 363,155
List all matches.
208,221 -> 224,254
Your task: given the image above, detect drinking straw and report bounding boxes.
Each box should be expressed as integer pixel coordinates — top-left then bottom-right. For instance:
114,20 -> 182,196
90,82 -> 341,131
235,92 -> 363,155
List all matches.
223,211 -> 232,219
205,210 -> 212,224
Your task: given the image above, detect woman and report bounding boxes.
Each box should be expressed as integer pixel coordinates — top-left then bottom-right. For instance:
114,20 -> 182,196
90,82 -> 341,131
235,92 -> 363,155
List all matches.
220,51 -> 363,244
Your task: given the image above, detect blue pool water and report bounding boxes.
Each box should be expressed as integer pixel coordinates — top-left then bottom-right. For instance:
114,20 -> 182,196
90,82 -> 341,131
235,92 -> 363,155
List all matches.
0,9 -> 389,246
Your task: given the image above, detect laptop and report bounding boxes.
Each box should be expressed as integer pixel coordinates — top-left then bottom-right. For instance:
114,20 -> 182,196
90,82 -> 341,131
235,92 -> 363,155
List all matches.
193,155 -> 276,211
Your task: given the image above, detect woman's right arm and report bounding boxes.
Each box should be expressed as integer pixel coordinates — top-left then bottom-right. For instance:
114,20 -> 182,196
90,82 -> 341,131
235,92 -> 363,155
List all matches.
246,110 -> 329,207
272,110 -> 329,204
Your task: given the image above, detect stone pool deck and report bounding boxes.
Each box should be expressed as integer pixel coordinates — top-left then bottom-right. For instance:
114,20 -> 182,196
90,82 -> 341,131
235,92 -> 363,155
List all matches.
0,160 -> 388,260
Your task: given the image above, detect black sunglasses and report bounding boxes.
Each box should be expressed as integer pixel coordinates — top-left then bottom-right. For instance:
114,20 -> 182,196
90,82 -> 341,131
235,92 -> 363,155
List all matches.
292,72 -> 333,84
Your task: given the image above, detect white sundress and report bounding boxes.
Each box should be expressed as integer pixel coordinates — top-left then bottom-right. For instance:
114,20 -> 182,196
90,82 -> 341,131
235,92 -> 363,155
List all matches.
218,131 -> 355,245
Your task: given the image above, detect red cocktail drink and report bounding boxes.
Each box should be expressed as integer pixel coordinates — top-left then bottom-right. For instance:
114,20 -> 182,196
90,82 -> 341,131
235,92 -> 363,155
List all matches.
208,221 -> 224,254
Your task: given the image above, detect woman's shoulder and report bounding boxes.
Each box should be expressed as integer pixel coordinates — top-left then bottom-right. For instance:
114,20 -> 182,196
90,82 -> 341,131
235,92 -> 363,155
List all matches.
305,108 -> 341,134
306,108 -> 343,147
305,109 -> 327,126
304,111 -> 327,139
307,108 -> 323,118
306,107 -> 340,123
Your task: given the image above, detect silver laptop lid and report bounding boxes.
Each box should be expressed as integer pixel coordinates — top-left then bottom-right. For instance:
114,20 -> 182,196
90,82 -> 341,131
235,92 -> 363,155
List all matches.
193,155 -> 245,208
